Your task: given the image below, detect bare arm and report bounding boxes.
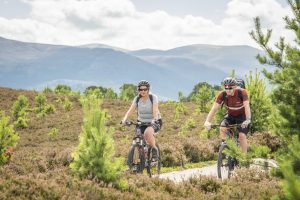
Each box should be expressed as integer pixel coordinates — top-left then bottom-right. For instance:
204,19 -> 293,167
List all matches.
243,100 -> 251,120
205,102 -> 221,123
152,102 -> 159,120
122,102 -> 136,122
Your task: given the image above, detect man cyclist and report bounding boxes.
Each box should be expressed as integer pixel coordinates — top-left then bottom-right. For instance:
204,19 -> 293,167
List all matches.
204,77 -> 251,152
121,80 -> 162,158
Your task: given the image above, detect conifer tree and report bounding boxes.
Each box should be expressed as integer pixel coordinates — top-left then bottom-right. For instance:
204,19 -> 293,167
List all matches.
0,111 -> 19,165
119,83 -> 137,101
245,70 -> 272,133
194,84 -> 213,113
250,0 -> 300,198
11,95 -> 29,128
70,95 -> 123,186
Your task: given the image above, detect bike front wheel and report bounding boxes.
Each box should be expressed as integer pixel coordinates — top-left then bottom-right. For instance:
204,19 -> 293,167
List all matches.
127,144 -> 145,173
217,143 -> 232,179
146,144 -> 161,178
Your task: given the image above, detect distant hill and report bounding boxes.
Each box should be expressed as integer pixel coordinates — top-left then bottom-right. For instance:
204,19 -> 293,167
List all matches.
0,36 -> 263,99
130,44 -> 263,76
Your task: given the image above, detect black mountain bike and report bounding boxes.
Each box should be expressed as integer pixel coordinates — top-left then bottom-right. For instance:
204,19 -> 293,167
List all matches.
211,124 -> 241,179
123,121 -> 161,177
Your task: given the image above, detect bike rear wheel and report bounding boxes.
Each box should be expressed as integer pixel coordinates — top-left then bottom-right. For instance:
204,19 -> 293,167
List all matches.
127,144 -> 145,173
217,143 -> 232,179
146,144 -> 161,177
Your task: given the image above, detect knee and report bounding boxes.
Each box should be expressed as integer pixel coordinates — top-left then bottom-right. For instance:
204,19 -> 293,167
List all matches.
239,133 -> 247,141
220,127 -> 227,133
144,129 -> 152,138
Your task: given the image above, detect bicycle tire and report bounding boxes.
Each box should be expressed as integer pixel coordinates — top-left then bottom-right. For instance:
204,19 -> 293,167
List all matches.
217,143 -> 231,179
146,144 -> 161,177
127,144 -> 145,173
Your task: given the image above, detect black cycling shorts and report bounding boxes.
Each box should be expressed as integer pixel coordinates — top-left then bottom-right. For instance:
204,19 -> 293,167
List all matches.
220,114 -> 249,135
138,119 -> 162,134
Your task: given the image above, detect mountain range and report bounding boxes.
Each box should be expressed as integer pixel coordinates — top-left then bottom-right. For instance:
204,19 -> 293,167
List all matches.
0,36 -> 263,99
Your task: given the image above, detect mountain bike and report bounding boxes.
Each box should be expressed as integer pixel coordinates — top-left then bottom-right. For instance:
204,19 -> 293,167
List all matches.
211,124 -> 241,179
123,121 -> 161,177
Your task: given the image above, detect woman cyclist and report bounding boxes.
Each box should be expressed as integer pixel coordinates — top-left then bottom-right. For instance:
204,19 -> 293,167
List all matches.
121,80 -> 162,158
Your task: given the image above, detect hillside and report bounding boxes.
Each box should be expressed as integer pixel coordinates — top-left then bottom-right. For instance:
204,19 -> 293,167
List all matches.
0,87 -> 282,199
0,36 -> 263,99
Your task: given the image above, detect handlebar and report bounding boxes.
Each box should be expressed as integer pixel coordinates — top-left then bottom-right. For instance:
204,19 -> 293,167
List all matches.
120,121 -> 153,126
210,124 -> 242,129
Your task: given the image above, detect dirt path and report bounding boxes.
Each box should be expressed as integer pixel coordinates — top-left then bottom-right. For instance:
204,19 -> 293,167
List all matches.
159,163 -> 219,183
159,158 -> 278,183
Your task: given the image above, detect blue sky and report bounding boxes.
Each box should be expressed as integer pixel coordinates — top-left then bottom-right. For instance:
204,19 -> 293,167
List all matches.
0,0 -> 292,50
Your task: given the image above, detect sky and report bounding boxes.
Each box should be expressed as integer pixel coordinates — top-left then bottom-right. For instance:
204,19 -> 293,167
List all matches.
0,0 -> 293,50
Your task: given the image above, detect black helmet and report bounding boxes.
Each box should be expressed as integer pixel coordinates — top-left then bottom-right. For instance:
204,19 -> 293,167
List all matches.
223,77 -> 236,86
138,80 -> 150,88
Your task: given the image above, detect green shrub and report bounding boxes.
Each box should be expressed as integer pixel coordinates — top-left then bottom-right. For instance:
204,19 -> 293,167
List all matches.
225,140 -> 271,167
0,111 -> 19,165
14,114 -> 28,128
105,88 -> 118,99
63,98 -> 72,111
70,95 -> 124,186
193,84 -> 214,113
119,84 -> 137,101
44,104 -> 55,114
246,70 -> 272,133
43,86 -> 53,93
183,141 -> 215,162
161,143 -> 187,167
179,117 -> 196,136
35,93 -> 47,113
54,84 -> 72,95
277,136 -> 300,199
174,102 -> 187,122
178,91 -> 187,102
188,82 -> 221,101
48,128 -> 59,137
251,3 -> 300,198
11,95 -> 29,119
34,93 -> 55,117
11,95 -> 29,128
85,86 -> 117,99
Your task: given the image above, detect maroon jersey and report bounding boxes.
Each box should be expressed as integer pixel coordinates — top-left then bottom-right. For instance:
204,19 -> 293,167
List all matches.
215,89 -> 249,116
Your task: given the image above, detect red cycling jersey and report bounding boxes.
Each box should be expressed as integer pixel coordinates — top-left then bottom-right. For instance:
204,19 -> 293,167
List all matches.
215,89 -> 249,117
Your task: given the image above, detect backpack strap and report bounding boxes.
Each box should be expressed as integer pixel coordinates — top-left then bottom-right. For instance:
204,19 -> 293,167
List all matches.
149,94 -> 153,104
237,89 -> 243,101
221,91 -> 227,108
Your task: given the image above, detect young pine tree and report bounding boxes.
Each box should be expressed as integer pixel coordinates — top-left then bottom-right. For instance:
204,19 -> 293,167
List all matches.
0,111 -> 19,165
70,95 -> 123,186
194,84 -> 214,113
250,0 -> 300,198
245,70 -> 272,133
11,95 -> 29,128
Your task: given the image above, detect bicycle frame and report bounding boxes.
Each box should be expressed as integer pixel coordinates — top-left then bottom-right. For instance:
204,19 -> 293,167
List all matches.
212,124 -> 241,144
211,124 -> 241,179
123,121 -> 161,177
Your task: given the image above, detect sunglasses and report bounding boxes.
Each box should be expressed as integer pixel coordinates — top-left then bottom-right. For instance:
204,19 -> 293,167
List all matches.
138,88 -> 148,91
225,87 -> 233,90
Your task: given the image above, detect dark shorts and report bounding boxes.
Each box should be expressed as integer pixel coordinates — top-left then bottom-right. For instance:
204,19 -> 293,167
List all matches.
138,119 -> 162,134
220,114 -> 249,135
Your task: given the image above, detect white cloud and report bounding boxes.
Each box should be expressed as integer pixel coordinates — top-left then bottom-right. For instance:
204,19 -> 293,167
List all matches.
0,0 -> 293,50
